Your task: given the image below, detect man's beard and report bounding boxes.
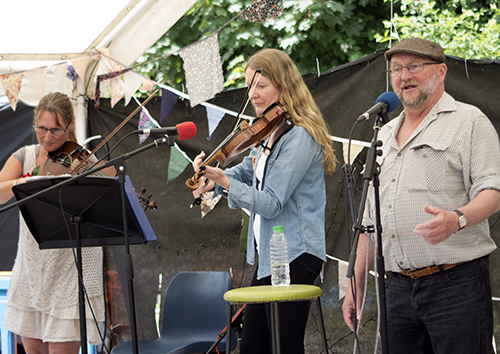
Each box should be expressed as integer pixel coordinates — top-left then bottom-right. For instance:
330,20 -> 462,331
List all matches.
393,71 -> 439,108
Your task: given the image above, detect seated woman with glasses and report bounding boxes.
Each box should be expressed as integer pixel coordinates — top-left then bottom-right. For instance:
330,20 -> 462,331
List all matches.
0,92 -> 111,354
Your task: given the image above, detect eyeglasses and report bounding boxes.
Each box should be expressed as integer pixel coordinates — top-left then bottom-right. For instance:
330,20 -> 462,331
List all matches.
388,62 -> 440,76
34,121 -> 70,136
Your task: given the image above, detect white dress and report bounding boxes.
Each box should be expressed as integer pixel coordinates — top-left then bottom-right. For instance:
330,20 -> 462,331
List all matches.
4,144 -> 105,344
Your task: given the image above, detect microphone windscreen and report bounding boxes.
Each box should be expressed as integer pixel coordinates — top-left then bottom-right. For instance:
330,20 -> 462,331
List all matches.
375,91 -> 399,113
176,121 -> 197,141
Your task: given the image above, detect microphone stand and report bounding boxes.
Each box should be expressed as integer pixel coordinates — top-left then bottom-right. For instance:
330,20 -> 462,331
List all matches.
346,111 -> 389,354
0,136 -> 173,354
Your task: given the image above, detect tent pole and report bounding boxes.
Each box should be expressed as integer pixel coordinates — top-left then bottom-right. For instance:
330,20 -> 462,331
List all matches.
75,77 -> 87,145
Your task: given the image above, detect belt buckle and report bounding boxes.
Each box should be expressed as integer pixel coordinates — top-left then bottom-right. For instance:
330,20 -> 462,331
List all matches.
406,269 -> 420,279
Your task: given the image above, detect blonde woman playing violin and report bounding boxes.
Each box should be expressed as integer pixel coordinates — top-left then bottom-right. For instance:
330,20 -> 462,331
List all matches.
192,49 -> 337,354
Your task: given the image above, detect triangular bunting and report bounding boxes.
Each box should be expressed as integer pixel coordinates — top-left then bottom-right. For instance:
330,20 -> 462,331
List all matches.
342,142 -> 365,166
167,143 -> 192,183
110,76 -> 126,108
160,88 -> 178,124
69,56 -> 89,81
123,71 -> 144,106
141,77 -> 156,92
205,105 -> 225,140
0,73 -> 24,111
138,109 -> 157,144
179,33 -> 224,107
24,66 -> 48,99
51,63 -> 73,97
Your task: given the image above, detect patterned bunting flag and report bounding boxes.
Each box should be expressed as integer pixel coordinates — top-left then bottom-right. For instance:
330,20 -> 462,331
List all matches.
0,73 -> 24,111
138,109 -> 157,144
205,105 -> 226,140
160,88 -> 178,124
242,0 -> 284,23
179,33 -> 224,107
110,76 -> 126,108
24,66 -> 47,99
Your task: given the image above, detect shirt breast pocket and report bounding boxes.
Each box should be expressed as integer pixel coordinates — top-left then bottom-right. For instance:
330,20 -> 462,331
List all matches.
406,142 -> 449,192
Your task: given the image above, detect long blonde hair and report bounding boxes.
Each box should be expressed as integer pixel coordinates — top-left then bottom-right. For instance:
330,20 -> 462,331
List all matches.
245,49 -> 337,174
33,92 -> 76,142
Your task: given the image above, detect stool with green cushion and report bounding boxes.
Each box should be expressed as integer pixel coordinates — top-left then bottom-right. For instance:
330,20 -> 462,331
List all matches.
223,284 -> 329,354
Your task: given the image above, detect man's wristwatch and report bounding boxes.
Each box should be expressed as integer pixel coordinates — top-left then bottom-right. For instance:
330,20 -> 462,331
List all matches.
453,210 -> 467,231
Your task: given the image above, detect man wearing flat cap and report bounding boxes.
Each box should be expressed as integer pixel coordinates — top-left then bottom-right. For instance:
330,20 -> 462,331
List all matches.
343,37 -> 500,353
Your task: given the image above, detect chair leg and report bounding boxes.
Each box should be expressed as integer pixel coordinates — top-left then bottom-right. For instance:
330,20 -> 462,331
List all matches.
226,302 -> 232,353
270,302 -> 281,354
315,298 -> 329,354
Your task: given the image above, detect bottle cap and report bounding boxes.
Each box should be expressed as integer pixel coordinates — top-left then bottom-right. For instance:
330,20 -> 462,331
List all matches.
272,226 -> 284,233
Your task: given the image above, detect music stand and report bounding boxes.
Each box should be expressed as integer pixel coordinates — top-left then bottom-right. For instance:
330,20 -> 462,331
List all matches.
12,175 -> 156,353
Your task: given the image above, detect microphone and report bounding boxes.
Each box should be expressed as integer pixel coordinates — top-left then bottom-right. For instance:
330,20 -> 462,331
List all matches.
357,91 -> 399,122
137,121 -> 197,141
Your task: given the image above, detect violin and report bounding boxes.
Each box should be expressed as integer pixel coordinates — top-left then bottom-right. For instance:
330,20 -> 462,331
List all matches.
185,102 -> 288,191
44,141 -> 157,211
43,141 -> 116,177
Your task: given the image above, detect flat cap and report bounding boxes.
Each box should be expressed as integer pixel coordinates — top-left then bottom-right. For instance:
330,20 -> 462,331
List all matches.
384,38 -> 445,63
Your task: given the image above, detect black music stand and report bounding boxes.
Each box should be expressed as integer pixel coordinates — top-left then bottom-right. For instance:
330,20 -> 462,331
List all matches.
12,175 -> 156,353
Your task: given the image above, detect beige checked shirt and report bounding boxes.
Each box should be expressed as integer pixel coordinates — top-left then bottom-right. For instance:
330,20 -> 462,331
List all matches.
363,92 -> 500,272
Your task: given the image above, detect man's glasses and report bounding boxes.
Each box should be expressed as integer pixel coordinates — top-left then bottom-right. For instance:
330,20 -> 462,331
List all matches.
388,62 -> 440,76
34,121 -> 70,136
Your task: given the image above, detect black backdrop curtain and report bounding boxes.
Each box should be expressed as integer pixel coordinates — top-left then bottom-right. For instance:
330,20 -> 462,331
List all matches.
1,51 -> 499,352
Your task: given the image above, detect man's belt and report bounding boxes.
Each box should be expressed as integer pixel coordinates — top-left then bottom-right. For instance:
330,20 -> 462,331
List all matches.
401,262 -> 466,279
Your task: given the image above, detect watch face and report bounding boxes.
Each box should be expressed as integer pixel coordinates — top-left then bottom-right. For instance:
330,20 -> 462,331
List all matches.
459,216 -> 467,228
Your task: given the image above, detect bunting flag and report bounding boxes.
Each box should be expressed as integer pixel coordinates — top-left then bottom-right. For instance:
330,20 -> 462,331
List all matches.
0,73 -> 24,111
51,63 -> 73,97
167,143 -> 192,183
110,76 -> 126,108
24,66 -> 47,99
200,191 -> 222,218
67,65 -> 78,90
124,71 -> 144,106
160,88 -> 178,124
242,0 -> 284,23
179,33 -> 224,107
342,142 -> 365,165
141,77 -> 156,92
69,56 -> 89,80
205,105 -> 226,140
138,109 -> 157,144
338,260 -> 349,300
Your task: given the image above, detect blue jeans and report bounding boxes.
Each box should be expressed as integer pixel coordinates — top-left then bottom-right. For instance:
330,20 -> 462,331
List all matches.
385,256 -> 493,354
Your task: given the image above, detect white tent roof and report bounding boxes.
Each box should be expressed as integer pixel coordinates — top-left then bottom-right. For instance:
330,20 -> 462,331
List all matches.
0,0 -> 197,104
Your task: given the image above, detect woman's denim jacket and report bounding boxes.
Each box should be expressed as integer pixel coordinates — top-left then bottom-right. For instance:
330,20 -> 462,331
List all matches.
215,124 -> 327,279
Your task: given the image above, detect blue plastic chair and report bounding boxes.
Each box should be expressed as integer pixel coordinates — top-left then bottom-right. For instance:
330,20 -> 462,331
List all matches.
111,271 -> 237,354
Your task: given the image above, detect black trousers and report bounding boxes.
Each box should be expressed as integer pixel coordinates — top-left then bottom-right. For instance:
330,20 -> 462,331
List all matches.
239,253 -> 323,354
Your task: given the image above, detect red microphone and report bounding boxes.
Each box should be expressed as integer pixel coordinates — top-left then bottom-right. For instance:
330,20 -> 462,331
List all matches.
138,121 -> 197,141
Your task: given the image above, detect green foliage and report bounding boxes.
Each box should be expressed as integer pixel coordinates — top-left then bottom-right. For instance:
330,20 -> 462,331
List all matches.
134,0 -> 500,94
134,0 -> 394,90
376,0 -> 500,59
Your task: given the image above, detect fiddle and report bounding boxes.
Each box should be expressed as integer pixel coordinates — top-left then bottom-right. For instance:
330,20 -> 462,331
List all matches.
43,141 -> 116,177
186,102 -> 288,191
43,141 -> 158,211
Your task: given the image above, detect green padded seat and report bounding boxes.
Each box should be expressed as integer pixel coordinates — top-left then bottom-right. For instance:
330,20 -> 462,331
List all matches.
224,285 -> 328,354
224,284 -> 322,303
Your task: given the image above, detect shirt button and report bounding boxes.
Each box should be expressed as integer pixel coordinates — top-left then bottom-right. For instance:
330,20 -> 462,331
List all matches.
399,261 -> 404,266
397,152 -> 401,157
391,234 -> 396,239
423,154 -> 427,158
391,178 -> 396,182
388,205 -> 392,209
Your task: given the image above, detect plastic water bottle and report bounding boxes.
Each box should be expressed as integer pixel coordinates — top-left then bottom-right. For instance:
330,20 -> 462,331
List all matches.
270,225 -> 290,286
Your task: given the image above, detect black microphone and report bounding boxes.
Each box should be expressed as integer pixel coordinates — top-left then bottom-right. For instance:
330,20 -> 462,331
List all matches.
357,91 -> 399,122
136,121 -> 197,141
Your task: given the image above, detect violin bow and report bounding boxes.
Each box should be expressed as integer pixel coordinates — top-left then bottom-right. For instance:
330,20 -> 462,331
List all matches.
70,88 -> 160,174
